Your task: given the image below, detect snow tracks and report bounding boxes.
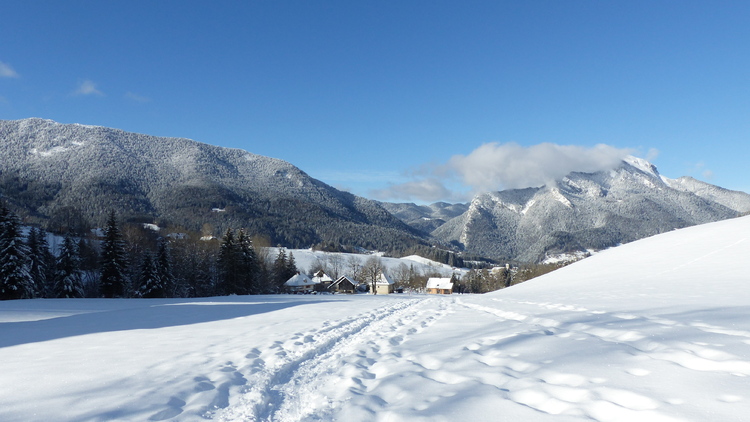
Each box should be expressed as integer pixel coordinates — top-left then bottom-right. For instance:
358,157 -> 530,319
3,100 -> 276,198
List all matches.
215,297 -> 445,422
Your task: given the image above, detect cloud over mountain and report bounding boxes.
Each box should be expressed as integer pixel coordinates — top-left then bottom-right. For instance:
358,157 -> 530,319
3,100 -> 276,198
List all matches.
73,79 -> 104,96
372,142 -> 634,202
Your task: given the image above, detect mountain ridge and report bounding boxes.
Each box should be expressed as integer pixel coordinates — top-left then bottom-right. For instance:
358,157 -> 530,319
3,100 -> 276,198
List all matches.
0,118 -> 428,252
387,157 -> 750,262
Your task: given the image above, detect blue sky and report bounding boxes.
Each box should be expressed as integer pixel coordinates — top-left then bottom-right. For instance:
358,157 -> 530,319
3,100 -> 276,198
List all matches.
2,1 -> 749,203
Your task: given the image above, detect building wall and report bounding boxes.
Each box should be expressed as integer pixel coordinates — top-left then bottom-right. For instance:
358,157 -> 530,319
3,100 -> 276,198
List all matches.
427,288 -> 451,295
375,284 -> 393,295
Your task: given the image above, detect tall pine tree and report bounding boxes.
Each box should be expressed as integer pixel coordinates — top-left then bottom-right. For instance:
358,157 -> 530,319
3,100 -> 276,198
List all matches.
136,252 -> 164,298
53,235 -> 85,298
0,206 -> 33,300
155,238 -> 175,297
272,248 -> 288,289
99,211 -> 128,298
217,228 -> 241,295
236,229 -> 259,294
286,251 -> 298,279
26,227 -> 54,298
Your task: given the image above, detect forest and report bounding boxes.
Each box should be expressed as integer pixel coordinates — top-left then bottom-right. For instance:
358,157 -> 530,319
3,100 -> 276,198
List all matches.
2,201 -> 516,300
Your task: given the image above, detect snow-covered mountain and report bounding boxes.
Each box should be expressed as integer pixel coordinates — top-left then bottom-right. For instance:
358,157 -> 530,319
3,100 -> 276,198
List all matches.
421,157 -> 750,262
0,118 -> 425,251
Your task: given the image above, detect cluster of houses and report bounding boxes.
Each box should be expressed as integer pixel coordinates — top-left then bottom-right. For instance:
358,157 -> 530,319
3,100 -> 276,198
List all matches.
284,270 -> 457,295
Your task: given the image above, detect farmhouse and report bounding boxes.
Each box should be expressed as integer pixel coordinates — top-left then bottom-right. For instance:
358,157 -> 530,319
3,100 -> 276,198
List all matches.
329,276 -> 358,294
374,272 -> 395,295
284,273 -> 316,293
312,270 -> 333,290
426,277 -> 454,295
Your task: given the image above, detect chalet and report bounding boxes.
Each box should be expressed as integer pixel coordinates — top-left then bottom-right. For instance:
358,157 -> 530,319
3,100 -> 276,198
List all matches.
311,270 -> 333,290
426,277 -> 454,295
284,273 -> 316,293
374,272 -> 395,295
329,276 -> 358,294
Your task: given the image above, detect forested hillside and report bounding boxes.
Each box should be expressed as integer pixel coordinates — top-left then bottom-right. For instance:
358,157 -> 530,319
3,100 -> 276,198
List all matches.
0,118 -> 428,254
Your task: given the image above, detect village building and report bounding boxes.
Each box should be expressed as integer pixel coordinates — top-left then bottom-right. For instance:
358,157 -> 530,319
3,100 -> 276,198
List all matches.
284,273 -> 316,293
311,270 -> 333,290
374,272 -> 395,295
426,277 -> 454,295
329,276 -> 358,294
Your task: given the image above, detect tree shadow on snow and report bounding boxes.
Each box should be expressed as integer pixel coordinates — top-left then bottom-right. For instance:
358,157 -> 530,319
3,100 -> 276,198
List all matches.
0,296 -> 339,348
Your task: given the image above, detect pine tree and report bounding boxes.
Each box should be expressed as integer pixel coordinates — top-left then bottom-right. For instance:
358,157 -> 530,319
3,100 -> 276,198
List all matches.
217,228 -> 241,295
53,235 -> 84,298
26,227 -> 54,298
136,252 -> 164,298
155,238 -> 175,297
99,211 -> 128,298
0,206 -> 34,300
236,229 -> 259,294
272,248 -> 288,288
193,253 -> 216,297
286,251 -> 298,280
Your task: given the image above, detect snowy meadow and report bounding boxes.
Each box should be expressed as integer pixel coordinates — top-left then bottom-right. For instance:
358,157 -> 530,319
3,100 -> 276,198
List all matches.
2,216 -> 750,421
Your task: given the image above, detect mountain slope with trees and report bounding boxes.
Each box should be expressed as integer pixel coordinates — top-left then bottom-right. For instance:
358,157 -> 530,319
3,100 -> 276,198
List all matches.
0,118 -> 427,253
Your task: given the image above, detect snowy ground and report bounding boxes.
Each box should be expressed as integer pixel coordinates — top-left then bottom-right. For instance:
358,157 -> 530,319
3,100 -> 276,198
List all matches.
2,216 -> 750,421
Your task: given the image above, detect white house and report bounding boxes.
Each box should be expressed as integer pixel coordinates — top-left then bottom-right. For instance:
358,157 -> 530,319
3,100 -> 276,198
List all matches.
426,277 -> 454,295
311,270 -> 333,287
284,273 -> 316,293
374,272 -> 395,295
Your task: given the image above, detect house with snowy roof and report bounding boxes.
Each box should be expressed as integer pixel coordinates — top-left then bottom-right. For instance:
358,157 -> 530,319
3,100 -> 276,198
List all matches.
426,277 -> 454,295
374,272 -> 395,295
329,276 -> 358,294
311,270 -> 333,290
284,273 -> 316,293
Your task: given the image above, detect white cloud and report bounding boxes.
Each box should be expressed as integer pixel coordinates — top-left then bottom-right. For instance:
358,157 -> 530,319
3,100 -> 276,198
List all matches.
646,148 -> 659,161
0,61 -> 19,78
447,142 -> 633,192
370,179 -> 462,203
73,79 -> 104,96
125,91 -> 151,103
691,161 -> 715,181
371,142 -> 634,203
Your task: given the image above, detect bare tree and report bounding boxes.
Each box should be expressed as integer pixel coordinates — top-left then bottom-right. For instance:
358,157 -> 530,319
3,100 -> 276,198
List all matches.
346,255 -> 363,281
362,255 -> 385,294
326,253 -> 344,279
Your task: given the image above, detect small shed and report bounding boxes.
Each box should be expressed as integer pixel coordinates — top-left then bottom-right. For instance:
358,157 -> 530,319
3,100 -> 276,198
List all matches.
426,277 -> 454,295
329,276 -> 358,294
374,273 -> 395,295
284,273 -> 316,293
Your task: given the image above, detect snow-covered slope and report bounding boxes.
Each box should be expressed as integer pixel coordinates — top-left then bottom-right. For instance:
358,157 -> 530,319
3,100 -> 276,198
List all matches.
432,157 -> 750,262
0,118 -> 424,251
2,215 -> 750,421
283,248 -> 465,279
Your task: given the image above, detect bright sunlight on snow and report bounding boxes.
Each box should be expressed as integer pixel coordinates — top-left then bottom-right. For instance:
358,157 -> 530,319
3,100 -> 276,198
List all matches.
2,216 -> 750,421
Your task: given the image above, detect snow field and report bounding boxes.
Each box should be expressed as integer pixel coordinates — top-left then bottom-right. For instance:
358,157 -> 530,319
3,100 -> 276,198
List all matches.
2,216 -> 750,421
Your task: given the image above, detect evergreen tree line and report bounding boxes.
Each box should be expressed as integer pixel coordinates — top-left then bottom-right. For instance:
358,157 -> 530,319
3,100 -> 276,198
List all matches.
0,207 -> 298,300
1,204 -> 85,299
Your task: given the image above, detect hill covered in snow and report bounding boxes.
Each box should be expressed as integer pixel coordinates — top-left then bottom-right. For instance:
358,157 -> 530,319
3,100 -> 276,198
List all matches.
0,118 -> 426,253
2,215 -> 750,421
422,156 -> 750,262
